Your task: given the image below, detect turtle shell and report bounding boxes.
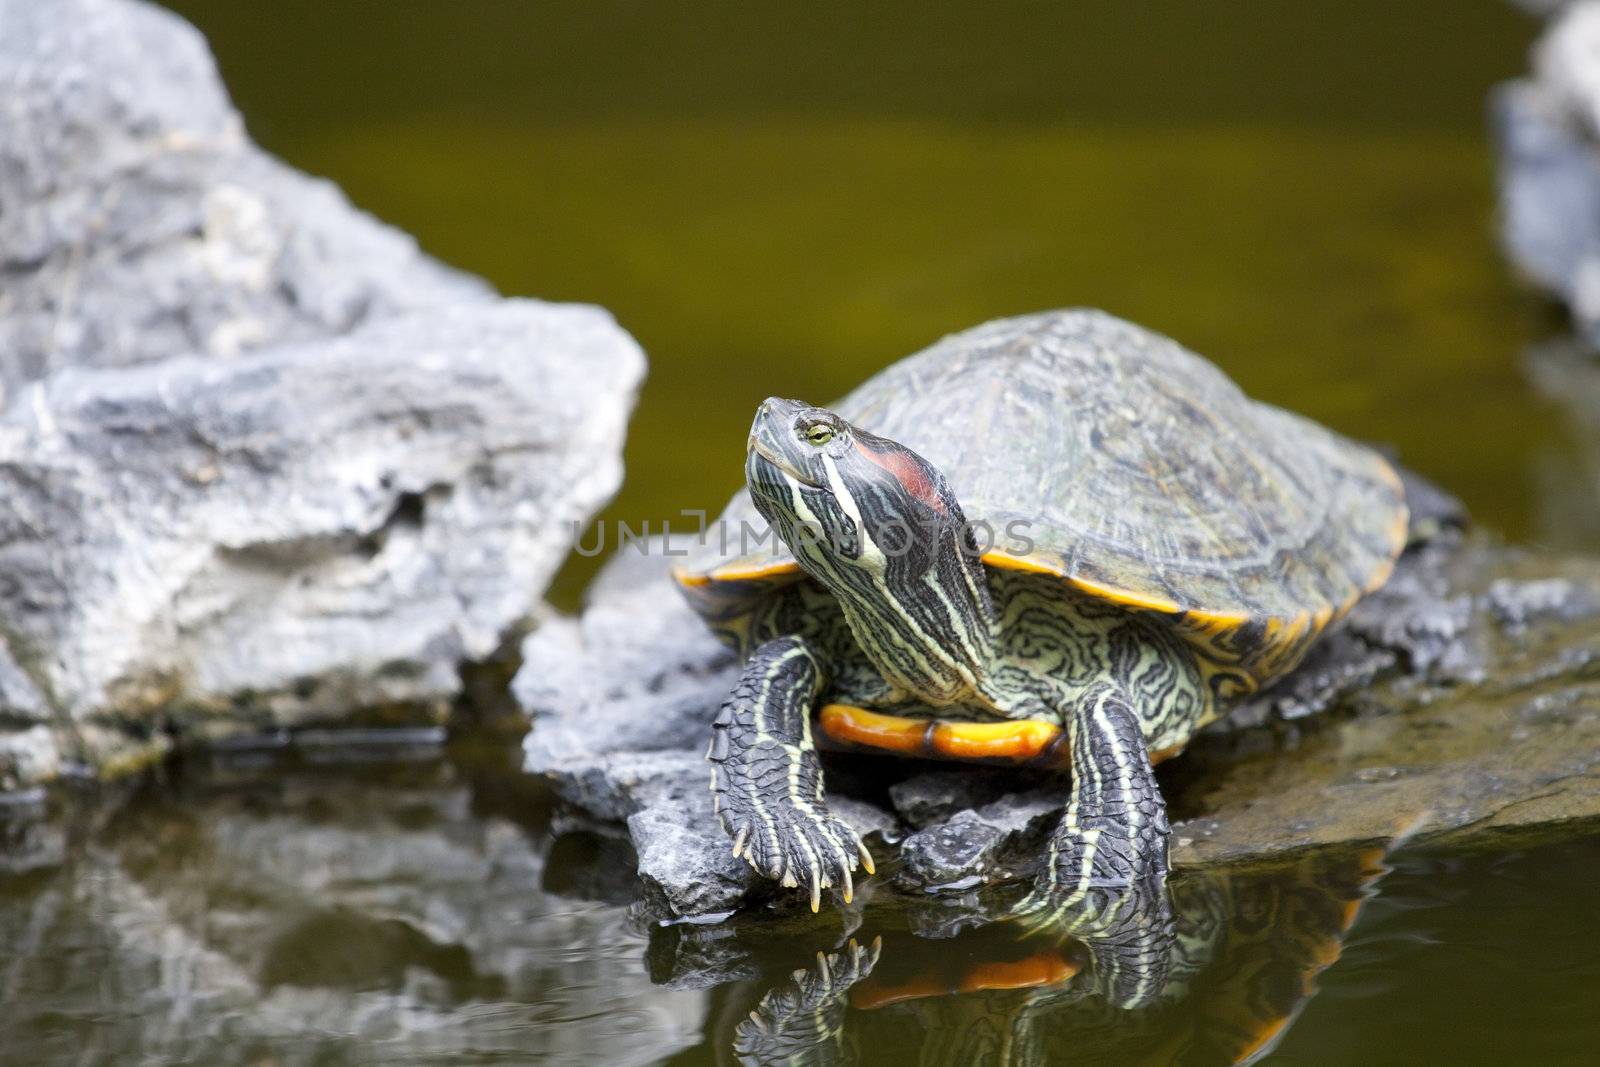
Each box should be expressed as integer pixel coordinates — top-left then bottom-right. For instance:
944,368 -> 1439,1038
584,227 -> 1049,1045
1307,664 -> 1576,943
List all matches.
676,310 -> 1407,692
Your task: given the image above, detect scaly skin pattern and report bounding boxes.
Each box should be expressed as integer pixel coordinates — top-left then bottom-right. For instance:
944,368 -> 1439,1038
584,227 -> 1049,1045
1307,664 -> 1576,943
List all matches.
732,938 -> 881,1066
708,635 -> 874,910
743,569 -> 1210,757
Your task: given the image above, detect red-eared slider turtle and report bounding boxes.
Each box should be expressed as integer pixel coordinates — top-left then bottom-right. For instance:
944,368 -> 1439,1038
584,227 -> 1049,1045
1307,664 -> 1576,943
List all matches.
675,310 -> 1407,911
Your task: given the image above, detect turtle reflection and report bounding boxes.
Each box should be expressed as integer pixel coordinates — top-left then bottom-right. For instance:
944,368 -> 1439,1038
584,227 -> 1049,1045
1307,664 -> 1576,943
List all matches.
726,846 -> 1382,1067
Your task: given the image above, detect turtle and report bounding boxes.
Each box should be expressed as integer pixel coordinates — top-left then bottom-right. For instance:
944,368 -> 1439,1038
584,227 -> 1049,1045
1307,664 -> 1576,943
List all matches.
674,309 -> 1407,913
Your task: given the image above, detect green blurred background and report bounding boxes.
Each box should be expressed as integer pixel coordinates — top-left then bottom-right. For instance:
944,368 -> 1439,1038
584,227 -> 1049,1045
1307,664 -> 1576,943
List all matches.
166,0 -> 1557,606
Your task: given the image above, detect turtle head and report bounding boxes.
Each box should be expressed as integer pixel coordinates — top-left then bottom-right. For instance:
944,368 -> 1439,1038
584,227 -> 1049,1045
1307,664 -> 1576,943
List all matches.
745,397 -> 963,577
745,397 -> 997,705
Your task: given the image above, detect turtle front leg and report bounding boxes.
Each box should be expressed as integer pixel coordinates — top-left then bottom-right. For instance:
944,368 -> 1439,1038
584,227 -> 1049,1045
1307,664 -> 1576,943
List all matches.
708,635 -> 875,911
1045,683 -> 1170,899
1025,682 -> 1174,1006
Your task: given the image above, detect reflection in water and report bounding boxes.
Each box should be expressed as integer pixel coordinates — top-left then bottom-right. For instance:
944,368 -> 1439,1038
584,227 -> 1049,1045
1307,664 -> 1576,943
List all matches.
4,753 -> 1594,1067
0,757 -> 703,1067
722,848 -> 1380,1067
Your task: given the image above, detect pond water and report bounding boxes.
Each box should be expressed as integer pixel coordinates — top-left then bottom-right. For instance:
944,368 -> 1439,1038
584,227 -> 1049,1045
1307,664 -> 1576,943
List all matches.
4,747 -> 1599,1066
7,1 -> 1600,1064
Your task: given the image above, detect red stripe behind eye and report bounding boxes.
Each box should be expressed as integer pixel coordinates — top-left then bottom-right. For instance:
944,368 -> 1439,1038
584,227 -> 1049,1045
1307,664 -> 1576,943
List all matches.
853,439 -> 947,516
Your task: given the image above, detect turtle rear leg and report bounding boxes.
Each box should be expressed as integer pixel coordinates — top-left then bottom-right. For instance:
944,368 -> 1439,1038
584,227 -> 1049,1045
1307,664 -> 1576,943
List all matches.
709,635 -> 875,911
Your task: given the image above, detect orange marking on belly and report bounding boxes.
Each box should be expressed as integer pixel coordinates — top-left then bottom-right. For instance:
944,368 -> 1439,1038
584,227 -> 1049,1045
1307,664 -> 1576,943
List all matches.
818,705 -> 930,756
819,705 -> 1064,764
930,719 -> 1062,762
1234,1016 -> 1292,1063
849,975 -> 951,1010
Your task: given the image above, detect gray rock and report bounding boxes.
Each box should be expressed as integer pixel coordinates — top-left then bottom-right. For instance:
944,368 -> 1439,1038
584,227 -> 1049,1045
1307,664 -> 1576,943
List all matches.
0,639 -> 52,724
0,301 -> 640,728
0,0 -> 646,786
544,749 -> 711,823
0,728 -> 61,795
518,536 -> 737,771
631,798 -> 763,919
895,791 -> 1059,891
0,0 -> 487,396
1486,575 -> 1600,631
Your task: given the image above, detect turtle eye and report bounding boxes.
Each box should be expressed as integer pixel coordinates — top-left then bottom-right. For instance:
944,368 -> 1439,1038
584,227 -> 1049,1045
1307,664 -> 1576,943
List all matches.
804,423 -> 834,447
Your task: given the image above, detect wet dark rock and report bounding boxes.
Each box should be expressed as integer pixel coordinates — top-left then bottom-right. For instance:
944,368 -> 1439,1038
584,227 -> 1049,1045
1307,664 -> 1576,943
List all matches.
542,829 -> 642,905
646,922 -> 762,990
829,794 -> 901,842
631,797 -> 764,919
0,0 -> 644,788
538,745 -> 768,916
888,769 -> 1023,830
895,790 -> 1059,891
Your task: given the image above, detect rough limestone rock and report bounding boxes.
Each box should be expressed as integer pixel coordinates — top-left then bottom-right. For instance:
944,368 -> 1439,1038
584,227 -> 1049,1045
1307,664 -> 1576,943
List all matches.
0,0 -> 645,790
1,302 -> 639,719
0,0 -> 486,396
1494,2 -> 1600,346
519,503 -> 1600,920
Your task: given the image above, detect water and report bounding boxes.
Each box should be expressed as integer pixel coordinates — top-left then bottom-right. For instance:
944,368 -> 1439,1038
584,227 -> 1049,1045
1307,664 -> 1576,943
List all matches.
7,1 -> 1600,1063
3,747 -> 1598,1065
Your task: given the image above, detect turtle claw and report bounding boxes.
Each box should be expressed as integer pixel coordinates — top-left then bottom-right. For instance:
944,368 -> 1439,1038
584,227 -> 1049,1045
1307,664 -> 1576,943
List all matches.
720,799 -> 867,912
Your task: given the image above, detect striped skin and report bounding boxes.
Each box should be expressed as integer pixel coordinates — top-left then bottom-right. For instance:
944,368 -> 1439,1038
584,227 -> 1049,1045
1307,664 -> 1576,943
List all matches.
678,309 -> 1409,698
737,570 -> 1210,760
745,399 -> 997,710
1016,684 -> 1175,1010
707,635 -> 873,911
